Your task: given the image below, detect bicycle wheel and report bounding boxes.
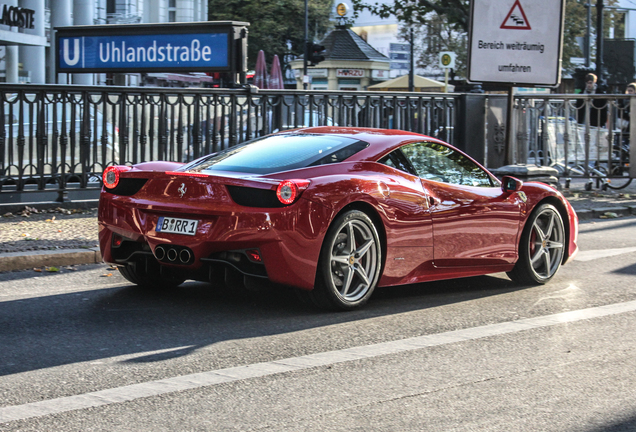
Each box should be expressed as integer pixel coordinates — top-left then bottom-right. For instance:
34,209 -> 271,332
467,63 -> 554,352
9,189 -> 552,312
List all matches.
606,175 -> 633,190
606,165 -> 633,190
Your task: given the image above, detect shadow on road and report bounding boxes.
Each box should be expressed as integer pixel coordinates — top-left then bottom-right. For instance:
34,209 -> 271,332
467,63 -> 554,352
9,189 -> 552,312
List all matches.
587,414 -> 636,432
0,273 -> 524,376
612,262 -> 636,275
579,217 -> 636,234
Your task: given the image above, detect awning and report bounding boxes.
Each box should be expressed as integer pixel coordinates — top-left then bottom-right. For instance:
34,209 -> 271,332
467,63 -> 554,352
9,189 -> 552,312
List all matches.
367,74 -> 454,92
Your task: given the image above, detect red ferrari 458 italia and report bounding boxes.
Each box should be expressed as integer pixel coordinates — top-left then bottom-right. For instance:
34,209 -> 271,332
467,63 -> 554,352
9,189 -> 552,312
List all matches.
98,127 -> 578,310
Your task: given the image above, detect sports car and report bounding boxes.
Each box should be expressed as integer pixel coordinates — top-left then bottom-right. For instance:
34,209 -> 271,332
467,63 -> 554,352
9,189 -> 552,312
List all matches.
98,127 -> 579,310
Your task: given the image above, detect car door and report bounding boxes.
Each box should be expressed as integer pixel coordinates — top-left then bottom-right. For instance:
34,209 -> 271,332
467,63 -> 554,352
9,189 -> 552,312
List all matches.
377,150 -> 433,248
399,141 -> 524,267
376,150 -> 434,283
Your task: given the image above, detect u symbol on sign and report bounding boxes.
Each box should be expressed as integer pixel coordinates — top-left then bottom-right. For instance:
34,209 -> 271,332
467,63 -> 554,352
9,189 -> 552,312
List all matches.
63,39 -> 81,66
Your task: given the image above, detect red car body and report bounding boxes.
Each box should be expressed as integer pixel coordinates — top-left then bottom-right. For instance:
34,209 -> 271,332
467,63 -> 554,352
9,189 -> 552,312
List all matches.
98,127 -> 578,308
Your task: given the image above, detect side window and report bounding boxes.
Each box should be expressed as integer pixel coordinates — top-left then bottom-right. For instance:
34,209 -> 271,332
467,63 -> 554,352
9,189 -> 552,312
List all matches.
378,150 -> 417,176
400,142 -> 494,187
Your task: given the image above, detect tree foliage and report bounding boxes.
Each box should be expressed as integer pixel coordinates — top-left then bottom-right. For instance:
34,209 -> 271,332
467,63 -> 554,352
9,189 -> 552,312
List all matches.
208,0 -> 333,70
397,18 -> 467,77
351,0 -> 469,30
562,0 -> 623,73
351,0 -> 624,79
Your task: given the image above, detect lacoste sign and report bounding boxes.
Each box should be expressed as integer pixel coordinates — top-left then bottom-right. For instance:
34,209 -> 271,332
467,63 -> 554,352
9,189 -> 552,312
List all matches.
0,4 -> 35,29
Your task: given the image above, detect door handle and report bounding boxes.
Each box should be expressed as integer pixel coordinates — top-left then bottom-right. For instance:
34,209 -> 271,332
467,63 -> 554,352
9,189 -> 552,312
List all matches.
428,196 -> 439,207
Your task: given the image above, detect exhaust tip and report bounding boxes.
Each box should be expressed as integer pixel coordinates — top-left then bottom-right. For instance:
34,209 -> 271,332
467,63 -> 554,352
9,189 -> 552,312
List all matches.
179,249 -> 192,264
167,248 -> 178,262
155,246 -> 166,260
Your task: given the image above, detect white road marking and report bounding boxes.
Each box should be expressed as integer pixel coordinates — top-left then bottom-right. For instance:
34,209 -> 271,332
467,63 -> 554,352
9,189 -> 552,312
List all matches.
2,299 -> 636,424
574,247 -> 636,262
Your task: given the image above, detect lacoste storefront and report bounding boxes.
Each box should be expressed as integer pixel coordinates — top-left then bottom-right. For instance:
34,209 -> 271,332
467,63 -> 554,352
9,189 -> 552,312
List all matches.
0,2 -> 47,83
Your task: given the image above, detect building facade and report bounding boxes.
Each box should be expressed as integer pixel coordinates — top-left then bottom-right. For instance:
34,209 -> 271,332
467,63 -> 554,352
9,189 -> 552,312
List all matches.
0,0 -> 208,85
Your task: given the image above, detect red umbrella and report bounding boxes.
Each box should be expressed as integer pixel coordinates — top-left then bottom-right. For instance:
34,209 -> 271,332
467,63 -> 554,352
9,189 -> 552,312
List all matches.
254,50 -> 268,89
268,55 -> 284,89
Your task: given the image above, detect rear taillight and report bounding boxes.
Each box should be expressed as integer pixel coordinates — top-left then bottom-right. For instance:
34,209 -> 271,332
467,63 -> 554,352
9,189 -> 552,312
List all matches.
112,233 -> 124,248
103,165 -> 131,189
246,249 -> 262,262
276,179 -> 310,205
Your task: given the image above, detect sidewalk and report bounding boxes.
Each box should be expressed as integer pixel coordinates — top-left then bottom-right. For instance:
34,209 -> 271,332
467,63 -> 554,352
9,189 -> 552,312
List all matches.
1,181 -> 636,273
0,205 -> 101,272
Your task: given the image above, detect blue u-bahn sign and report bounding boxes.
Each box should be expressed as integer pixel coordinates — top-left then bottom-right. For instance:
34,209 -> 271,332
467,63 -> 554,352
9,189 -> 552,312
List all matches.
55,21 -> 249,74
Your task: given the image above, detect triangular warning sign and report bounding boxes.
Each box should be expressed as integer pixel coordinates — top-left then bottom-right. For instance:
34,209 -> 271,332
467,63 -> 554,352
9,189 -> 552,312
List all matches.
501,0 -> 531,30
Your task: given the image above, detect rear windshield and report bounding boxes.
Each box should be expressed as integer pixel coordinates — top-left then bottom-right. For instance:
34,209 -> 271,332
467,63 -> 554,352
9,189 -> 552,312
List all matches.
180,133 -> 368,175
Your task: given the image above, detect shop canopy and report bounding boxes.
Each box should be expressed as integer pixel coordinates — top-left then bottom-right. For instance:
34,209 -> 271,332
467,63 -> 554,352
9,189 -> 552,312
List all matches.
367,74 -> 454,92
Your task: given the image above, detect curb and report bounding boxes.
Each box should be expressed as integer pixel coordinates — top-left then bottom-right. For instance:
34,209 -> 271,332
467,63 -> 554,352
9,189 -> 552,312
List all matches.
0,248 -> 103,272
576,206 -> 636,221
0,200 -> 99,215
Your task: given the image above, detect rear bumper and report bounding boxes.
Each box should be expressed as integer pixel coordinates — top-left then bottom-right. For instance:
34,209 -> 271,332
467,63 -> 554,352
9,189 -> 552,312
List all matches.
98,192 -> 332,290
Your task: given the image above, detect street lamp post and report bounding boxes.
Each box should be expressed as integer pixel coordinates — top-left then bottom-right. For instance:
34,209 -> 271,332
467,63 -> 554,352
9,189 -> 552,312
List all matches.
409,28 -> 414,92
585,0 -> 591,67
596,0 -> 604,86
303,0 -> 308,90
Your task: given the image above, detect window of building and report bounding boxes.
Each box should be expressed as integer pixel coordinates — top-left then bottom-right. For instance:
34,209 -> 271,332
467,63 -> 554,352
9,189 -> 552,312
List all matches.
169,0 -> 177,22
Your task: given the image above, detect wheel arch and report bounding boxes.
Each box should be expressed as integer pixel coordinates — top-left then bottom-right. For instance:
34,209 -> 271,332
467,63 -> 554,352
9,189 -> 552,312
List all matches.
307,200 -> 387,310
529,196 -> 571,264
330,201 -> 388,272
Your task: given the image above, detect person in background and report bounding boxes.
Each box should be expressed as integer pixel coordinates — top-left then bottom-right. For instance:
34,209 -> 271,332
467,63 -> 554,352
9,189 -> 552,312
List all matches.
576,73 -> 607,127
618,82 -> 636,133
583,73 -> 599,94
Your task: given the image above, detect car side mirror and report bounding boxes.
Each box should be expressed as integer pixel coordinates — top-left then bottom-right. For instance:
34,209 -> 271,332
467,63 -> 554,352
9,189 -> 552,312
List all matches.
501,175 -> 523,192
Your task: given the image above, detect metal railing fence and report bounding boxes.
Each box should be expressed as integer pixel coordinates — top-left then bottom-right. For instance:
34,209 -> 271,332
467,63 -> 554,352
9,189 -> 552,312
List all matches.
510,94 -> 635,185
3,84 -> 633,201
0,84 -> 457,198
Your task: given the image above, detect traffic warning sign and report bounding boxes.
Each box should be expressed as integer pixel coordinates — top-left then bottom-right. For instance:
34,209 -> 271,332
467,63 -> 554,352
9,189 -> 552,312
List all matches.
501,0 -> 531,30
467,0 -> 565,86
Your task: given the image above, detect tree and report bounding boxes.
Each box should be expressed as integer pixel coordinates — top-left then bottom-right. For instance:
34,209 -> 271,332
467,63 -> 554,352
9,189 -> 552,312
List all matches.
396,14 -> 467,78
208,0 -> 333,71
562,0 -> 623,74
351,0 -> 623,80
350,0 -> 469,31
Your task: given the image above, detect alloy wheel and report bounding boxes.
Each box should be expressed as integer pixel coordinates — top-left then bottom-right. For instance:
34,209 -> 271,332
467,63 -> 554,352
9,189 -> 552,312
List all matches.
527,207 -> 565,281
327,219 -> 380,303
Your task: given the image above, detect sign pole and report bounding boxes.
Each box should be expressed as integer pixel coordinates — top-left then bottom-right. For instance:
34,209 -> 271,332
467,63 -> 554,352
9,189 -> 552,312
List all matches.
505,85 -> 514,165
444,68 -> 449,93
438,52 -> 456,93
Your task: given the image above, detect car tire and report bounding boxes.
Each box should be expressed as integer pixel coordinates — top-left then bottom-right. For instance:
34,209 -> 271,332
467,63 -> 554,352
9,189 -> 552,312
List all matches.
309,210 -> 382,311
507,203 -> 565,285
118,263 -> 185,289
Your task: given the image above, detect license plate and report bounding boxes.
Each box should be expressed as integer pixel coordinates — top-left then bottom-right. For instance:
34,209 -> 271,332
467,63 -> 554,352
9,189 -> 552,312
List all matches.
156,216 -> 199,236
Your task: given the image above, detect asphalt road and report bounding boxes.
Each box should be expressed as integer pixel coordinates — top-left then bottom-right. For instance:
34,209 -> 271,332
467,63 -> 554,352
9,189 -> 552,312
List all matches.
1,217 -> 636,431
